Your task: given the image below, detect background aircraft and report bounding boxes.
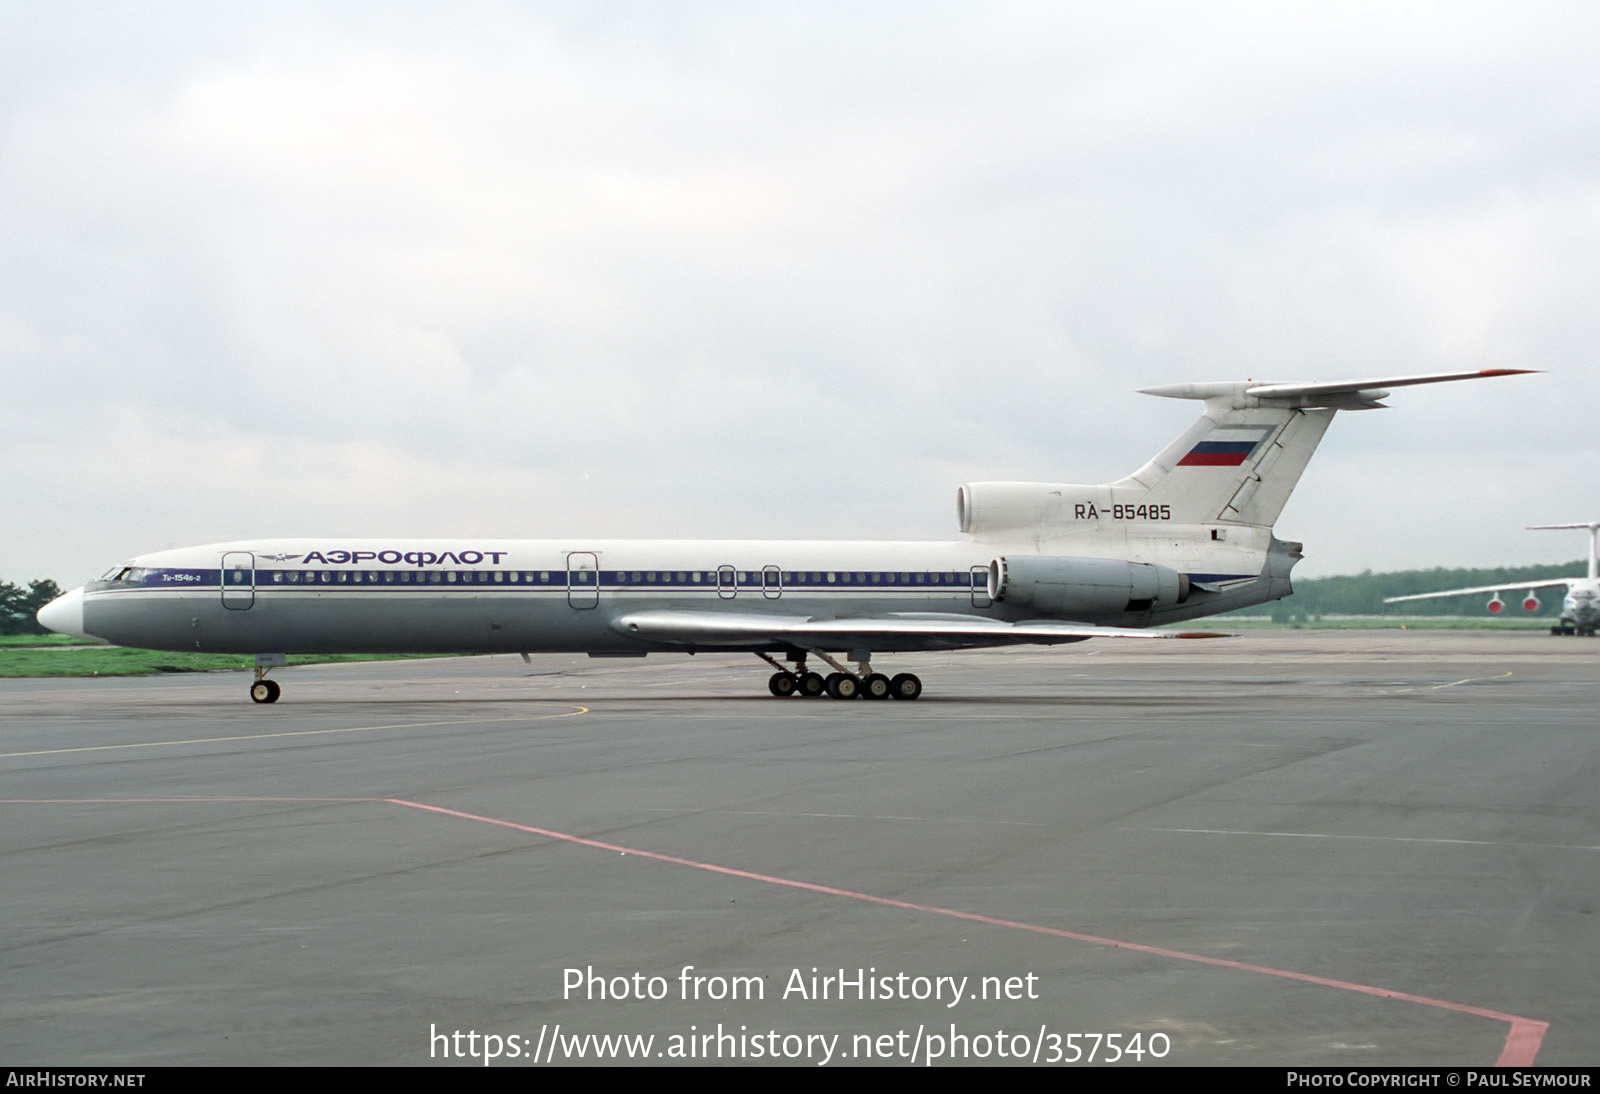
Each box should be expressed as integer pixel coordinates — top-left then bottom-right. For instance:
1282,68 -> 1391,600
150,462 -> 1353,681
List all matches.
38,369 -> 1532,702
1383,522 -> 1600,636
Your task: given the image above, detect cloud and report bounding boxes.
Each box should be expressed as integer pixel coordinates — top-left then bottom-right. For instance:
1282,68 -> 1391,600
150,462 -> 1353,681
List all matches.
3,2 -> 1596,582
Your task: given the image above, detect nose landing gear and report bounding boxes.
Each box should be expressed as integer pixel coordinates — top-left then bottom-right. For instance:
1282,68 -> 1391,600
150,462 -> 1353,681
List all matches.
249,653 -> 287,703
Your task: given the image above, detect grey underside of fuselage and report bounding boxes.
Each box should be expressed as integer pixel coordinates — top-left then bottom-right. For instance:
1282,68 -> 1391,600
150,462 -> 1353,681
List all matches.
82,576 -> 1284,656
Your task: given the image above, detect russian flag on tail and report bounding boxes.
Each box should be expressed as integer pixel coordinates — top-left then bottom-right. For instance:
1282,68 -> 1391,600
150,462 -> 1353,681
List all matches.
1177,425 -> 1275,467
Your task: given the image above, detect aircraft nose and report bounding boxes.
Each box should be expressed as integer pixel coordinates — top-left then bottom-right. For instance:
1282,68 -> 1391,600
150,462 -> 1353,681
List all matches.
37,586 -> 87,639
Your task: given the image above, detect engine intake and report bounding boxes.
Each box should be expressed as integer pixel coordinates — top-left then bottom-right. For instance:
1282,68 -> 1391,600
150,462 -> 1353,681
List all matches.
989,555 -> 1191,615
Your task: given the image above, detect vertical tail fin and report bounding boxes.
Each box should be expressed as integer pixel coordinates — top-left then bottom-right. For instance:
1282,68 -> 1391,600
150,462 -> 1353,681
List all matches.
1115,398 -> 1333,526
1123,371 -> 1535,528
957,370 -> 1533,539
1528,521 -> 1600,580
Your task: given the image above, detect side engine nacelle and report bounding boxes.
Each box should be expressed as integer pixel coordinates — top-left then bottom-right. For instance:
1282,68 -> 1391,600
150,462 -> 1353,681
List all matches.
1487,595 -> 1504,614
1522,594 -> 1540,612
989,555 -> 1191,616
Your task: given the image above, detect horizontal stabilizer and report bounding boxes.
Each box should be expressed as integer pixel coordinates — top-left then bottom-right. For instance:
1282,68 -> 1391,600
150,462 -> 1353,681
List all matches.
1244,369 -> 1535,400
1142,369 -> 1536,410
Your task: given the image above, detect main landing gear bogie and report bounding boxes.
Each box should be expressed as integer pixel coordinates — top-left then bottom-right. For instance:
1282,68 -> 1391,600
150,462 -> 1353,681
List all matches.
759,653 -> 921,701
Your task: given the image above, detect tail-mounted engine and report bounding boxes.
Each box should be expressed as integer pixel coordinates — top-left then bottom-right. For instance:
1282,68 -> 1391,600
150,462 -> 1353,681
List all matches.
958,483 -> 1075,535
989,556 -> 1191,615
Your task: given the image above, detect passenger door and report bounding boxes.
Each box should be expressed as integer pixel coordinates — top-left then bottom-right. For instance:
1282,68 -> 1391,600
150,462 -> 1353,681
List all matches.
221,552 -> 255,610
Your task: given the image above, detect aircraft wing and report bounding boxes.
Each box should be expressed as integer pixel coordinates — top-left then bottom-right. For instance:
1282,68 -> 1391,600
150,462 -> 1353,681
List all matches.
612,609 -> 1227,652
1383,579 -> 1578,604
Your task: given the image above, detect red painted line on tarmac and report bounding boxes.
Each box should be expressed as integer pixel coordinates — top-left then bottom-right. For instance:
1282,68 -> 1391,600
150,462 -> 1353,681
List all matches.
389,798 -> 1550,1066
9,795 -> 1546,1063
1,796 -> 372,804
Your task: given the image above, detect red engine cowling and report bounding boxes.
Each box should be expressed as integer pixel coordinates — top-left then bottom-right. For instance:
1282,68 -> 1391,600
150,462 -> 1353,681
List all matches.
1487,596 -> 1504,614
1522,594 -> 1541,612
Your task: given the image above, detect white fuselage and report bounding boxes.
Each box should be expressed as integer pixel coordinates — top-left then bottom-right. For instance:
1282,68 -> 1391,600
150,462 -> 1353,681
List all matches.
56,531 -> 1280,657
1559,580 -> 1600,628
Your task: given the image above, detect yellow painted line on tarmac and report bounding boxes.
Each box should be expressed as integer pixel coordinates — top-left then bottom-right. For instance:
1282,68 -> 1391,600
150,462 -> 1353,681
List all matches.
1380,670 -> 1515,694
1429,671 -> 1514,690
0,706 -> 589,759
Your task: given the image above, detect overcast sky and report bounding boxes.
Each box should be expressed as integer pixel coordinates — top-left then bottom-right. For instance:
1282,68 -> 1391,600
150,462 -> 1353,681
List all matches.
4,1 -> 1596,585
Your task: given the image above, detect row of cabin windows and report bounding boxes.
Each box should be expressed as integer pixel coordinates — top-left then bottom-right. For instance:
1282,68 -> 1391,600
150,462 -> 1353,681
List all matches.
270,569 -> 558,585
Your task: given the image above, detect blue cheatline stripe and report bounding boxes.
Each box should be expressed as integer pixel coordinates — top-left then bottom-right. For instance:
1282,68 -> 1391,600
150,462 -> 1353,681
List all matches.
97,567 -> 998,591
95,566 -> 1260,595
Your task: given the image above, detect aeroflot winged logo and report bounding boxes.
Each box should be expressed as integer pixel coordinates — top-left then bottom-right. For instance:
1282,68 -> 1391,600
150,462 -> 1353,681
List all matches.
1177,425 -> 1275,467
295,549 -> 511,566
259,553 -> 303,562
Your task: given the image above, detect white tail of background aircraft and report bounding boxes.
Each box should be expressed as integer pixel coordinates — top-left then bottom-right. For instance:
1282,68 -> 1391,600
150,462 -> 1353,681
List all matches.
38,369 -> 1534,702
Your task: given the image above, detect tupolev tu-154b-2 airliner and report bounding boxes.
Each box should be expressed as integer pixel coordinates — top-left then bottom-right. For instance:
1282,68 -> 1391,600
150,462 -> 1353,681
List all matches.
38,369 -> 1531,703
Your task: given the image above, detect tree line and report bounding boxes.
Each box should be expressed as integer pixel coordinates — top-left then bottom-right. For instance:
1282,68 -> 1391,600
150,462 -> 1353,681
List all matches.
1,579 -> 65,635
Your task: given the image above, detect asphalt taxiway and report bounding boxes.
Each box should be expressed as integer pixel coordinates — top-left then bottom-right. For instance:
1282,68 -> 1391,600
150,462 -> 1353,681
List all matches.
2,631 -> 1596,1066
